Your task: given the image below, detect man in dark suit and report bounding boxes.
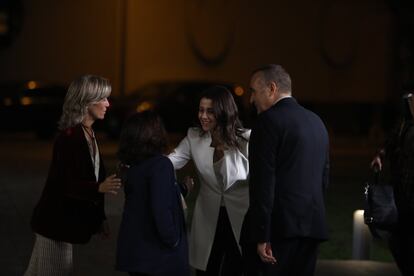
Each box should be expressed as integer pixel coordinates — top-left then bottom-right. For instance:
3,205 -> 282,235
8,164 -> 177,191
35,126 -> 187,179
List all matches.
241,64 -> 329,276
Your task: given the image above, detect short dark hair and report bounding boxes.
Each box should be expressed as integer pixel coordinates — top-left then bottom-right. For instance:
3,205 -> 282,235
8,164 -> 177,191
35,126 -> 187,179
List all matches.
198,85 -> 246,149
117,111 -> 168,165
252,64 -> 292,94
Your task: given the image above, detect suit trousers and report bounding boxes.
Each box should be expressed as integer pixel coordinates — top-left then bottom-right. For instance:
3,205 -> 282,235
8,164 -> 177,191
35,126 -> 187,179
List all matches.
389,228 -> 414,276
129,270 -> 187,276
261,237 -> 319,276
242,237 -> 319,276
241,242 -> 263,276
196,207 -> 242,276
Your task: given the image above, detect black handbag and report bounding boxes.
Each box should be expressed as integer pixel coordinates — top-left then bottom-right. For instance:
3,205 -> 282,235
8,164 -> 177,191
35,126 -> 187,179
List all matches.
363,169 -> 398,238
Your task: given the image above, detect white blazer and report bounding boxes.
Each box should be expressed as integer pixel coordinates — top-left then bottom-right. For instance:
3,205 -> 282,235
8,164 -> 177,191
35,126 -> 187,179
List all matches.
168,127 -> 250,270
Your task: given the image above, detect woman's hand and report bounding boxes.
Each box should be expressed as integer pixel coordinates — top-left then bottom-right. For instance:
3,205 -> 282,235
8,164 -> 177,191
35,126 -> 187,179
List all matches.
99,174 -> 121,194
370,155 -> 382,171
183,176 -> 195,193
178,176 -> 194,198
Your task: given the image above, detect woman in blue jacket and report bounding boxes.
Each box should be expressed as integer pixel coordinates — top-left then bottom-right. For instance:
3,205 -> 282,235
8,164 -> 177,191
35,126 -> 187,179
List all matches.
116,111 -> 189,276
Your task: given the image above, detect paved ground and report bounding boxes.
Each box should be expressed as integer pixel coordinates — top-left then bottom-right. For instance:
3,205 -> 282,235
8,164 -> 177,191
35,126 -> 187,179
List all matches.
0,133 -> 401,275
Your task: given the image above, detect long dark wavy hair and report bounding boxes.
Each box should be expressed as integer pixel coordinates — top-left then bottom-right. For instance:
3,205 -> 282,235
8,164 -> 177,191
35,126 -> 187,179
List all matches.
386,93 -> 413,164
393,93 -> 413,142
117,111 -> 168,165
198,85 -> 247,149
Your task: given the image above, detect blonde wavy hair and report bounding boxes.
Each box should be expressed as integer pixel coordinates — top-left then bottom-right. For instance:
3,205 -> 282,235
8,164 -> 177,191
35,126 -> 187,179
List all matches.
58,75 -> 111,130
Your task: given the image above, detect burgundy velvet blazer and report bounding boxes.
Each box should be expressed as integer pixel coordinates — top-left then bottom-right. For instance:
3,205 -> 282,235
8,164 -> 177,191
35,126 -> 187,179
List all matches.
31,124 -> 106,244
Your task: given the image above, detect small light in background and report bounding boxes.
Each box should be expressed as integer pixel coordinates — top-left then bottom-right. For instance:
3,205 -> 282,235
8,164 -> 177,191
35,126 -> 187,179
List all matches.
136,101 -> 153,112
3,97 -> 12,106
0,12 -> 9,35
234,85 -> 244,96
20,96 -> 32,106
26,81 -> 38,90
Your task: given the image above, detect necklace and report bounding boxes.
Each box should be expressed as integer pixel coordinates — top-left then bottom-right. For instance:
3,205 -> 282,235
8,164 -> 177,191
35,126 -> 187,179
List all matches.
81,124 -> 94,139
81,124 -> 97,162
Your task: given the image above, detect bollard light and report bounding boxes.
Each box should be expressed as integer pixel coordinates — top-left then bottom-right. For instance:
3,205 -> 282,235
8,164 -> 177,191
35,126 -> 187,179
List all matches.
352,209 -> 371,260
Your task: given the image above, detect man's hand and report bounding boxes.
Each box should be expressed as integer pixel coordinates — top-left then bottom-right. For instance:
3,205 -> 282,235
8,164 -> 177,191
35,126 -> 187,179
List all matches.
257,242 -> 276,264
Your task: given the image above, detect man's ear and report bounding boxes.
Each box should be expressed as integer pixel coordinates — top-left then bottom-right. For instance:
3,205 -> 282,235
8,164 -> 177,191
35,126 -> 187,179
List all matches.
268,81 -> 278,98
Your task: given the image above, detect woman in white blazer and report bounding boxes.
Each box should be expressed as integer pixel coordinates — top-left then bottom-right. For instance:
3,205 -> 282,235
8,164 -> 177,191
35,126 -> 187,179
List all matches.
169,85 -> 250,276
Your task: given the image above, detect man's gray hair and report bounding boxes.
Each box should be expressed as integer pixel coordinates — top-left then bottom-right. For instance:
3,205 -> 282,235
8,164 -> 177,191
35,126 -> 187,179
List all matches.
252,64 -> 292,94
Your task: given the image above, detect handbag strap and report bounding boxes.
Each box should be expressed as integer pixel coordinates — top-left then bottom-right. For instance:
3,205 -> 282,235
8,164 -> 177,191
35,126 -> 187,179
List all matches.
372,165 -> 380,185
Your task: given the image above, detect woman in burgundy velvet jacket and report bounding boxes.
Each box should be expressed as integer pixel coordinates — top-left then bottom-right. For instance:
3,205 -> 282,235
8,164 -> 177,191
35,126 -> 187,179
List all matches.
24,75 -> 121,276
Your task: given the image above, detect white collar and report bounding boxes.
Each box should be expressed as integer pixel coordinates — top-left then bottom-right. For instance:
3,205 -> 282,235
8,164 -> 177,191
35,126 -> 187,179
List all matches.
273,95 -> 292,106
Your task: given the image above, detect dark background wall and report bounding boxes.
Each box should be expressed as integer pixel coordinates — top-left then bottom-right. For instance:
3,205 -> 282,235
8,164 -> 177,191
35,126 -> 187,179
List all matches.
0,0 -> 394,100
0,0 -> 122,93
2,0 -> 413,138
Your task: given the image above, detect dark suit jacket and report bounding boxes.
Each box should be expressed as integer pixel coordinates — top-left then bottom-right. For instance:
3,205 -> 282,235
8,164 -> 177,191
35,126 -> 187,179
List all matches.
385,121 -> 414,229
116,155 -> 189,276
241,97 -> 329,244
31,124 -> 106,244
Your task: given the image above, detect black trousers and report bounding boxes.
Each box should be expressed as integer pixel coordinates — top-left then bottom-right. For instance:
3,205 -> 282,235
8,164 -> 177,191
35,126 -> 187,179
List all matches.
129,272 -> 172,276
242,238 -> 319,276
129,272 -> 177,276
196,207 -> 243,276
241,242 -> 263,276
389,228 -> 414,276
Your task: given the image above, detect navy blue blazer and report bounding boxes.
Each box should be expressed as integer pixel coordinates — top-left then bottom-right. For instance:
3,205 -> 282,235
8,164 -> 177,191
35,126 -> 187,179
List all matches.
116,155 -> 189,275
241,97 -> 329,244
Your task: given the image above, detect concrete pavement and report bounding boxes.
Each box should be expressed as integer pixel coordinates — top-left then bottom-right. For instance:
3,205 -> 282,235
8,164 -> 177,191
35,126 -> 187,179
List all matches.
0,133 -> 401,275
